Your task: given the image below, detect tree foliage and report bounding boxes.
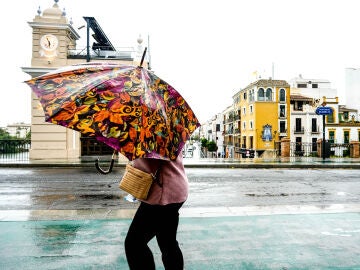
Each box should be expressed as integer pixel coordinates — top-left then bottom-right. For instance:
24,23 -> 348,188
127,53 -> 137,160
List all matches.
0,128 -> 12,139
200,138 -> 208,148
207,140 -> 218,152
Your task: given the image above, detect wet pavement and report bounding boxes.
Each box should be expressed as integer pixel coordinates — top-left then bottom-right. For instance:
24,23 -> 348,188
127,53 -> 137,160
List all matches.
1,212 -> 360,269
0,161 -> 360,269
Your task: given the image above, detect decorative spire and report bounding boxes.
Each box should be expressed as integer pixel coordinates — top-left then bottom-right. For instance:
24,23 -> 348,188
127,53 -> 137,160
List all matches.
37,6 -> 41,15
136,34 -> 144,61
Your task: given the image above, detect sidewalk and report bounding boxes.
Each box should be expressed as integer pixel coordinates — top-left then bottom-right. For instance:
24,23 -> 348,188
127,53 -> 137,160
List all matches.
1,206 -> 360,269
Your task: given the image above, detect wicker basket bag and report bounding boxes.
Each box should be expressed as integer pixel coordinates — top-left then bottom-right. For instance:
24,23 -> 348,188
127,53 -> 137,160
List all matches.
119,164 -> 156,200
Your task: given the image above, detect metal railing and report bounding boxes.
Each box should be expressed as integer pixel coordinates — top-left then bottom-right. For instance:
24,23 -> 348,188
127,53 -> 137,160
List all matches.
67,46 -> 135,61
330,143 -> 351,157
290,142 -> 317,157
0,139 -> 31,163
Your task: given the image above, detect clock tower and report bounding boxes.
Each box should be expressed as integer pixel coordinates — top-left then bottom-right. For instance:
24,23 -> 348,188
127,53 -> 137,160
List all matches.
29,0 -> 79,67
24,0 -> 81,160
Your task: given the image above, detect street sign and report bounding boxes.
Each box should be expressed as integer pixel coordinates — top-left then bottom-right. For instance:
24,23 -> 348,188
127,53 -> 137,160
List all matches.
316,106 -> 333,115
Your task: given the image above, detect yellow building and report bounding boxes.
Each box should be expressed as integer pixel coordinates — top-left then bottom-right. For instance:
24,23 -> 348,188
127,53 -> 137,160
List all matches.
22,1 -> 142,160
233,79 -> 290,157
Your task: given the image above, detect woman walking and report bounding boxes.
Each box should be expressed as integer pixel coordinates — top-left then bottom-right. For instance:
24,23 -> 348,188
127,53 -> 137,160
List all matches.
124,154 -> 188,270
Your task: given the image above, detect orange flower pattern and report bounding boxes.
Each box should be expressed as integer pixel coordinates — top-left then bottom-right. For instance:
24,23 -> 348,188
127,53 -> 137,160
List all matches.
26,64 -> 200,161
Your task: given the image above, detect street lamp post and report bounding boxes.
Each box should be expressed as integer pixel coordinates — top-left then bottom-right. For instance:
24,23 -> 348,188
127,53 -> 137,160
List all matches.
315,102 -> 332,161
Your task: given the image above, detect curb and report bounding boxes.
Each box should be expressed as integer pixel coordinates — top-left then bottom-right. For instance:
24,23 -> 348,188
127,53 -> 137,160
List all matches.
1,162 -> 360,169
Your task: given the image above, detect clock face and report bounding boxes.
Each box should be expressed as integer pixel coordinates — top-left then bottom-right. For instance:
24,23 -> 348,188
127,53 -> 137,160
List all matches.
40,34 -> 58,51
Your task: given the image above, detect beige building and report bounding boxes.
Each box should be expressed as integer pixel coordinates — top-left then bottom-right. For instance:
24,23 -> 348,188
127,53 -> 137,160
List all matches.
22,1 -> 142,160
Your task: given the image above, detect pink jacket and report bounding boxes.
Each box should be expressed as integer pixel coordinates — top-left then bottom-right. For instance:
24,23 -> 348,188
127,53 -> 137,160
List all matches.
132,154 -> 188,205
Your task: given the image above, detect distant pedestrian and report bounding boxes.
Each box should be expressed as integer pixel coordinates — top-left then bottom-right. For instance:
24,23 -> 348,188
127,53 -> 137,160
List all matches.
124,154 -> 188,270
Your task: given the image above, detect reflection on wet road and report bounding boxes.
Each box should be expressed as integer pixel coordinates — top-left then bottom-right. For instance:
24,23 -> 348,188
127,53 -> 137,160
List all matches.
0,168 -> 359,210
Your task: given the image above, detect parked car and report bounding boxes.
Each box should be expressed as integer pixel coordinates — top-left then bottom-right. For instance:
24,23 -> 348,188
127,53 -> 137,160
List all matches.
240,148 -> 255,158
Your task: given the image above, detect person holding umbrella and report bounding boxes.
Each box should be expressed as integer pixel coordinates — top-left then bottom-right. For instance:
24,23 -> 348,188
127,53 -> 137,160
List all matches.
25,48 -> 200,269
124,154 -> 188,270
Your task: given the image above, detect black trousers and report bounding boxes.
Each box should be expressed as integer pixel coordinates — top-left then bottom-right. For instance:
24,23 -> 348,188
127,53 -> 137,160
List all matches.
125,202 -> 184,270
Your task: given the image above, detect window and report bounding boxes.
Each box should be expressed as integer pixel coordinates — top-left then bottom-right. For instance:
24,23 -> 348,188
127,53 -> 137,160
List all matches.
280,121 -> 286,133
242,136 -> 246,148
266,88 -> 272,101
297,83 -> 307,88
250,105 -> 253,113
250,121 -> 253,129
243,92 -> 247,100
312,84 -> 318,88
249,89 -> 255,102
258,88 -> 265,101
294,101 -> 303,111
327,110 -> 334,123
279,105 -> 286,117
295,118 -> 302,132
311,118 -> 317,132
343,112 -> 349,121
279,89 -> 286,102
243,121 -> 246,130
329,131 -> 335,143
344,130 -> 349,144
312,138 -> 317,152
295,137 -> 302,153
243,107 -> 246,115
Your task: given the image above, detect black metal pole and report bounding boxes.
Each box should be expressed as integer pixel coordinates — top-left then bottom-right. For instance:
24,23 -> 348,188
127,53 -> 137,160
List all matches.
139,47 -> 147,67
86,20 -> 90,62
322,114 -> 325,160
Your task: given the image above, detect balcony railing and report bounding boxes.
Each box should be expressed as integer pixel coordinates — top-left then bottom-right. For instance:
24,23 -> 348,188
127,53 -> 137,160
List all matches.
67,46 -> 135,61
311,126 -> 321,134
294,126 -> 305,134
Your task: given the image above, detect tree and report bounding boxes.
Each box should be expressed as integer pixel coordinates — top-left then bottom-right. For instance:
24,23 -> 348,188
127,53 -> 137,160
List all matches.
0,128 -> 12,139
207,140 -> 218,152
200,138 -> 208,148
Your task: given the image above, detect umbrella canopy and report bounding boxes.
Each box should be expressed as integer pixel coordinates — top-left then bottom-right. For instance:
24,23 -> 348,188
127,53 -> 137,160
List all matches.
25,62 -> 200,161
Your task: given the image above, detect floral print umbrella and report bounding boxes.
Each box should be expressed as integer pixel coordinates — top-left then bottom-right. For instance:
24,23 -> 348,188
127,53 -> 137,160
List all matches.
25,61 -> 200,161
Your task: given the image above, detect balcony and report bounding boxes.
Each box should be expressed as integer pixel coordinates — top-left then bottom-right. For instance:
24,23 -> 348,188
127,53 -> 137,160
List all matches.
225,117 -> 234,124
294,126 -> 305,134
311,126 -> 321,134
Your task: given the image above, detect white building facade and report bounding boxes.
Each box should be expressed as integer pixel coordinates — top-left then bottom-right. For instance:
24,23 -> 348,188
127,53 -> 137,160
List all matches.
288,76 -> 338,151
199,113 -> 225,157
345,68 -> 360,115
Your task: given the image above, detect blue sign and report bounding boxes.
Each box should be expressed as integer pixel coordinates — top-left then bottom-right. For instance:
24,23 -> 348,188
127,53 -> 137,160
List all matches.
316,106 -> 332,115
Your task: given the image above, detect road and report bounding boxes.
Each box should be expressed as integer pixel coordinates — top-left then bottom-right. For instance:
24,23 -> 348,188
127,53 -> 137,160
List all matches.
1,167 -> 360,269
0,167 -> 359,211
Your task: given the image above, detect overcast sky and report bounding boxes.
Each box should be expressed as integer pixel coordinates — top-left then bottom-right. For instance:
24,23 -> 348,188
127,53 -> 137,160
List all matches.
1,0 -> 360,127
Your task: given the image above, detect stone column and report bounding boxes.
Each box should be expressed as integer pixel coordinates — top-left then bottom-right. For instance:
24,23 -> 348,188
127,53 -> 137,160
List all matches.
281,137 -> 290,157
350,141 -> 359,158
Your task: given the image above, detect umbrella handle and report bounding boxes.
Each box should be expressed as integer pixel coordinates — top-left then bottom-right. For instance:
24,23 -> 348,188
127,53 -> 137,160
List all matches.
95,151 -> 117,174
